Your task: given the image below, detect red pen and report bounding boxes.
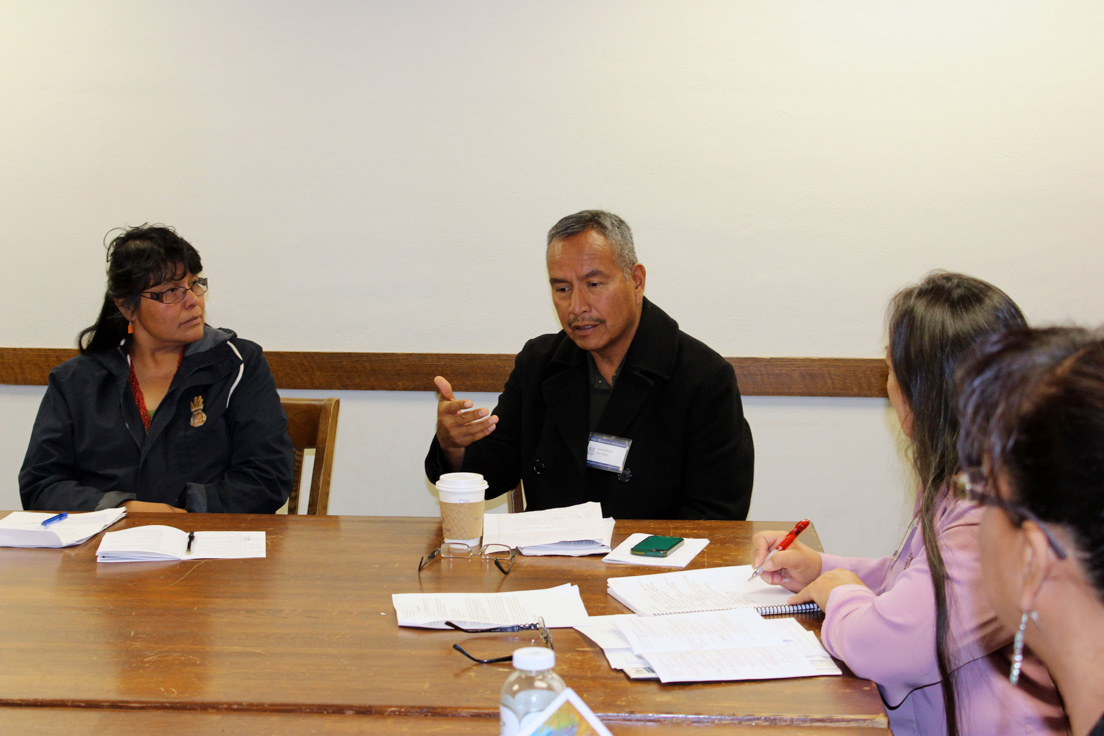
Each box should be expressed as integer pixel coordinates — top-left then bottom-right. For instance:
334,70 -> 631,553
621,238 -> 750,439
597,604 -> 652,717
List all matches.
748,519 -> 810,582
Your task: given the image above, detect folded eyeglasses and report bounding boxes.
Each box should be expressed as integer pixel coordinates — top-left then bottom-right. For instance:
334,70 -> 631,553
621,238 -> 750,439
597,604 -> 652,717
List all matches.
445,616 -> 552,664
418,542 -> 516,575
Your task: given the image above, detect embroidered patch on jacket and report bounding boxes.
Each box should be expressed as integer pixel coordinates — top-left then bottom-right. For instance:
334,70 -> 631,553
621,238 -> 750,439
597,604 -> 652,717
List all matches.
189,395 -> 207,428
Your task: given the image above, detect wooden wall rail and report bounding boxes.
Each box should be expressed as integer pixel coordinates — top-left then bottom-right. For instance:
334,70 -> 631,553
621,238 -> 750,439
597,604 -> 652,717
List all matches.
0,348 -> 887,398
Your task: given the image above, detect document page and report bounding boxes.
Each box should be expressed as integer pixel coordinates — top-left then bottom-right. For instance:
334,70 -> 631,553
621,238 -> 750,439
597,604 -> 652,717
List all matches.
482,502 -> 614,554
643,644 -> 819,683
189,532 -> 267,559
602,532 -> 709,568
95,526 -> 267,562
578,612 -> 839,683
777,619 -> 843,676
616,608 -> 785,653
97,525 -> 184,560
607,565 -> 795,615
606,650 -> 656,679
516,520 -> 615,557
619,610 -> 837,683
575,614 -> 656,677
0,508 -> 126,548
392,583 -> 589,629
575,614 -> 635,650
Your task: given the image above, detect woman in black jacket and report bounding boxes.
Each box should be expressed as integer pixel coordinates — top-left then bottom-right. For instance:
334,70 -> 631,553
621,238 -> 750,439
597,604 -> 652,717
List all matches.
19,224 -> 292,513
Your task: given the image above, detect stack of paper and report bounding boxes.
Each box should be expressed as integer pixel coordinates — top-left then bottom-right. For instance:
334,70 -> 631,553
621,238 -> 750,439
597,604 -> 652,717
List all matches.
0,508 -> 126,548
576,610 -> 841,683
392,584 -> 590,629
96,526 -> 267,562
573,614 -> 657,678
607,565 -> 820,617
482,502 -> 614,556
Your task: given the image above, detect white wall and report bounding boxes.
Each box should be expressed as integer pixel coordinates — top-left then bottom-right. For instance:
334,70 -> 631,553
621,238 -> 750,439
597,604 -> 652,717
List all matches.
2,2 -> 1102,557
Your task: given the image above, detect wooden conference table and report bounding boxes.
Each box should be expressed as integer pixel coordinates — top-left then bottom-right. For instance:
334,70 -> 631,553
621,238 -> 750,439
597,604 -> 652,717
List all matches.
0,514 -> 890,734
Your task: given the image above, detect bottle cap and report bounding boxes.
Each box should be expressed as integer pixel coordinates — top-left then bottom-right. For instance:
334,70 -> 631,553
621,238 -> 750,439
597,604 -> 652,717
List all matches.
512,646 -> 555,671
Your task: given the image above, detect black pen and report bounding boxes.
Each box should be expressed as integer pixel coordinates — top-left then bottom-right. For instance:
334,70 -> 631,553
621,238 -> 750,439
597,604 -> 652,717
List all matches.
186,531 -> 195,554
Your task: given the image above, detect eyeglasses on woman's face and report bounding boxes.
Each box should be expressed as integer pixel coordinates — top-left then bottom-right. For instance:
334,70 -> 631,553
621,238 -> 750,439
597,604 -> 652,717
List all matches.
952,469 -> 1067,560
141,277 -> 208,304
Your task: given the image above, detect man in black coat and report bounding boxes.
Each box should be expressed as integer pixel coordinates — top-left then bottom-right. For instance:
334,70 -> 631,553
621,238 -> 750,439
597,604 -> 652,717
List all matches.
425,210 -> 753,520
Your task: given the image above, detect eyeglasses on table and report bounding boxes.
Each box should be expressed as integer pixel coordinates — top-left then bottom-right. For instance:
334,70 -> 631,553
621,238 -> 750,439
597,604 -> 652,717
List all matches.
418,542 -> 516,575
446,616 -> 552,664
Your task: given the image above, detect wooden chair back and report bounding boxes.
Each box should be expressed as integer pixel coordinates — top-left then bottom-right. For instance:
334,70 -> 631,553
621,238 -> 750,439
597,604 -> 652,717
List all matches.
507,483 -> 524,513
281,397 -> 340,515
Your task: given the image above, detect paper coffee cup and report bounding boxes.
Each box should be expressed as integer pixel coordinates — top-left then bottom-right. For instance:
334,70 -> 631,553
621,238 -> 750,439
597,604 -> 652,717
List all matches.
436,472 -> 488,547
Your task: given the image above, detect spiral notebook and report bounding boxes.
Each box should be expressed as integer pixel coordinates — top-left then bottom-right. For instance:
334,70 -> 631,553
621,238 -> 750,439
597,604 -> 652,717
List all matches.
607,565 -> 822,617
755,601 -> 820,615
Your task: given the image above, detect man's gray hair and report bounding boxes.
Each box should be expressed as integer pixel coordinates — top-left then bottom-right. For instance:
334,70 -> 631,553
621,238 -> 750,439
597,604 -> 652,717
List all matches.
546,210 -> 638,278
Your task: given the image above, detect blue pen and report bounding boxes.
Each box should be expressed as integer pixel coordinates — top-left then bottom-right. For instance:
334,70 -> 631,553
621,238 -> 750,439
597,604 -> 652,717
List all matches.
41,512 -> 68,527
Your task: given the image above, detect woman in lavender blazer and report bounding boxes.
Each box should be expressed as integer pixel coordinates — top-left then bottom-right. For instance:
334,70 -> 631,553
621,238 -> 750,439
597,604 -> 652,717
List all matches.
752,272 -> 1066,736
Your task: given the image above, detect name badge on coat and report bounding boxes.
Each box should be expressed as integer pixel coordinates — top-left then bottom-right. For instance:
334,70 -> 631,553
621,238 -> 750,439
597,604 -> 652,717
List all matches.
586,433 -> 632,473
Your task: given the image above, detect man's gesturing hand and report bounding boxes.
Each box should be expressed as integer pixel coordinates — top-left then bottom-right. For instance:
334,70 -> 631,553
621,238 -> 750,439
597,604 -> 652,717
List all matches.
435,375 -> 498,471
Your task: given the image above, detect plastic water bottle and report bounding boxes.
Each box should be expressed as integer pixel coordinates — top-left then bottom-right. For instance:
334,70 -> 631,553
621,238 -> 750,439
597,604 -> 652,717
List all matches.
499,647 -> 566,736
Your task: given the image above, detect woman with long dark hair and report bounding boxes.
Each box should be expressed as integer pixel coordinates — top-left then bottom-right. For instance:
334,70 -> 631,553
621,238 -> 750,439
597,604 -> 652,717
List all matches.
956,326 -> 1104,736
20,224 -> 292,513
752,272 -> 1066,735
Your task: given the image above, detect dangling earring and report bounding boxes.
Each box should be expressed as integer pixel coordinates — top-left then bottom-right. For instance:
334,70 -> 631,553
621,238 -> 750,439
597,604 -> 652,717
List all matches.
1010,610 -> 1038,685
127,322 -> 134,335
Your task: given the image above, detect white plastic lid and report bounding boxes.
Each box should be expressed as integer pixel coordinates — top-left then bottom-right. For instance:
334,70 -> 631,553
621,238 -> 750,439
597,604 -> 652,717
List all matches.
512,646 -> 555,671
436,472 -> 488,490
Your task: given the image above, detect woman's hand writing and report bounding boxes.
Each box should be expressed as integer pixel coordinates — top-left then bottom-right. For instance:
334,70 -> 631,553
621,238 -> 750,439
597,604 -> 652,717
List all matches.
750,530 -> 823,593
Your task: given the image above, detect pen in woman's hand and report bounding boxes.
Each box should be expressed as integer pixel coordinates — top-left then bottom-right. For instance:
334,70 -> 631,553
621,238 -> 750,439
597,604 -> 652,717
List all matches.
748,519 -> 810,582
